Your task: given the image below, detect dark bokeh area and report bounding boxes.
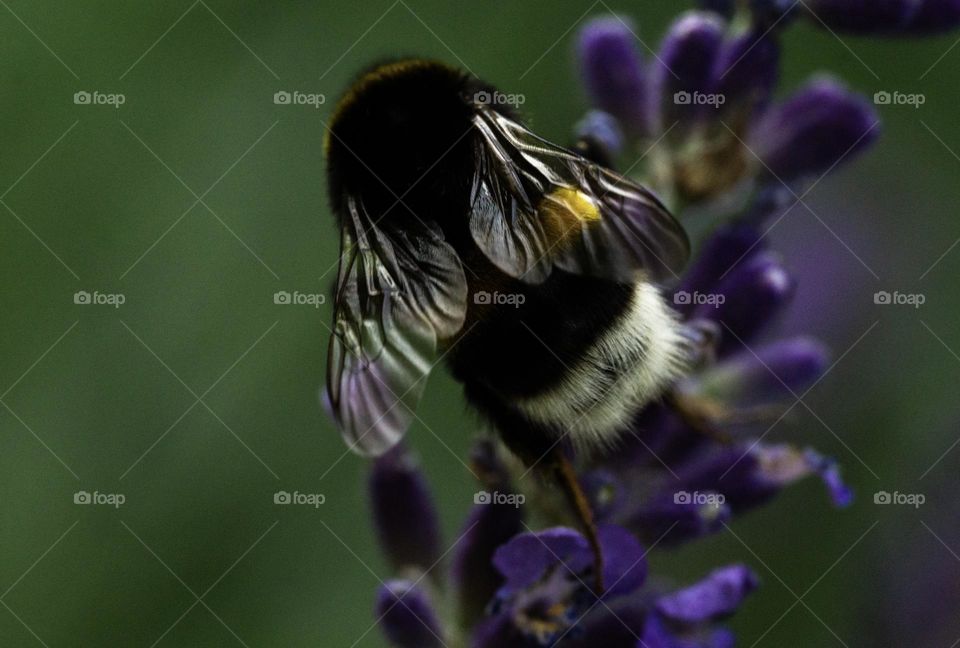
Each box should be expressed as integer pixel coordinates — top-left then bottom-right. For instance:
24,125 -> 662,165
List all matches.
0,1 -> 957,646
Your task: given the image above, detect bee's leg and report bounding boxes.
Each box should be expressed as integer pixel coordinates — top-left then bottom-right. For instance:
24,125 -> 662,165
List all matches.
666,391 -> 786,443
666,390 -> 734,444
468,393 -> 607,594
550,447 -> 605,595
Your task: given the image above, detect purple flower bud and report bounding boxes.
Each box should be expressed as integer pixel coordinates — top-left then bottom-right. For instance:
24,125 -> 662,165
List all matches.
699,0 -> 735,15
695,252 -> 796,355
451,442 -> 525,627
700,0 -> 797,25
375,580 -> 444,648
711,28 -> 780,121
579,17 -> 649,134
651,12 -> 726,134
618,403 -> 709,473
630,490 -> 732,546
676,223 -> 765,314
574,110 -> 625,164
687,337 -> 829,407
369,444 -> 442,573
803,0 -> 960,34
451,500 -> 525,627
656,564 -> 759,623
908,0 -> 960,32
750,76 -> 880,182
581,469 -> 627,523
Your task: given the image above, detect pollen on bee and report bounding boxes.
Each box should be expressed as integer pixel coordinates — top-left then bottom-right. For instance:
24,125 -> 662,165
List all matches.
539,187 -> 601,243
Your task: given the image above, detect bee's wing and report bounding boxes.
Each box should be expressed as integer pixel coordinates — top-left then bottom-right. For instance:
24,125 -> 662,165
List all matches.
470,108 -> 690,284
326,196 -> 467,457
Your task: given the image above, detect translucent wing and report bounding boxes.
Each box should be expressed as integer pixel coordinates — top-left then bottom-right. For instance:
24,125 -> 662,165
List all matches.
326,196 -> 467,457
470,108 -> 690,284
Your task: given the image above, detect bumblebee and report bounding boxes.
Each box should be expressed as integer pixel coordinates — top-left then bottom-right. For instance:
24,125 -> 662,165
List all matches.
324,59 -> 692,587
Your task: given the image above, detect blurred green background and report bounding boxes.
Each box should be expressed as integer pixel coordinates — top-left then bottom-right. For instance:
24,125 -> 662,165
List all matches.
0,1 -> 958,646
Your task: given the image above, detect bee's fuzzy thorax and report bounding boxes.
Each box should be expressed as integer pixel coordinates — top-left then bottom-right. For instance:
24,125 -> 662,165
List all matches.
324,59 -> 483,227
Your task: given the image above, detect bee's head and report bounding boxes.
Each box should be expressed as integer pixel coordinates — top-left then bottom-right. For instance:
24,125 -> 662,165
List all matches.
326,59 -> 480,220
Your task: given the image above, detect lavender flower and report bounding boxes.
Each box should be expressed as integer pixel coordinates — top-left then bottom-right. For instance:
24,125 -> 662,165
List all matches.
358,5 -> 958,646
580,11 -> 878,204
700,0 -> 960,33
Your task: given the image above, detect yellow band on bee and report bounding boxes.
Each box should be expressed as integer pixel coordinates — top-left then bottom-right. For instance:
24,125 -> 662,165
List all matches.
541,186 -> 601,223
538,187 -> 601,247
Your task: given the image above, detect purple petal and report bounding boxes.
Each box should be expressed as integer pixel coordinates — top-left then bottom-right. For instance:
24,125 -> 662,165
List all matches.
375,580 -> 444,648
579,17 -> 649,134
641,613 -> 737,648
492,527 -> 592,592
754,444 -> 853,508
651,12 -> 726,134
801,449 -> 855,507
597,524 -> 648,597
656,564 -> 759,623
750,76 -> 880,182
642,616 -> 737,648
369,444 -> 442,573
491,524 -> 647,597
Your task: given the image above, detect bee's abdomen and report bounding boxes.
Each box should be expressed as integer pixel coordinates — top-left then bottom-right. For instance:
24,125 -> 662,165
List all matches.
452,279 -> 687,454
512,282 -> 687,450
449,270 -> 633,397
